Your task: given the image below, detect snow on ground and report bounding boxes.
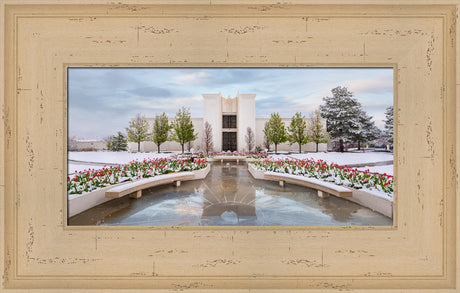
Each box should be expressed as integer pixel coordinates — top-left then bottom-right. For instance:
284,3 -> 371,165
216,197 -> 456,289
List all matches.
68,163 -> 107,174
68,151 -> 174,175
69,151 -> 173,164
70,151 -> 392,167
357,165 -> 394,176
269,151 -> 393,175
68,151 -> 394,175
274,152 -> 393,166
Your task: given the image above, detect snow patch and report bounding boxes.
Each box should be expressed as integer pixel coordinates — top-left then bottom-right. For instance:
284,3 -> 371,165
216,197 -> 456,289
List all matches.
285,152 -> 393,166
357,165 -> 394,176
68,151 -> 173,164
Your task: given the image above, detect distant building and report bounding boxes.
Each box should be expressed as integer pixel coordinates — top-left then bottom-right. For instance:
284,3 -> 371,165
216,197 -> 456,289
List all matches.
128,93 -> 327,153
68,139 -> 107,151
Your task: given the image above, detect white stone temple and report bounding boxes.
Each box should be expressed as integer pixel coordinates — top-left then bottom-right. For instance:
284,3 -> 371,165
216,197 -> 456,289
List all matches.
127,93 -> 327,153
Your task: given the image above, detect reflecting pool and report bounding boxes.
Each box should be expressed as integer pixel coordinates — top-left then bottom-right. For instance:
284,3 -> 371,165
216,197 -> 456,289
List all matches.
69,162 -> 392,226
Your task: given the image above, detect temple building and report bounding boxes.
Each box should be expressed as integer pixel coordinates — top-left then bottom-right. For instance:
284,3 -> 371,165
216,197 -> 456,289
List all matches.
127,93 -> 327,153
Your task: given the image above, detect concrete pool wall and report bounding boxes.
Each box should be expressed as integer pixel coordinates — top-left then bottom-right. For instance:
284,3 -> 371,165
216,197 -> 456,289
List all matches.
69,162 -> 392,226
68,164 -> 211,217
248,164 -> 393,218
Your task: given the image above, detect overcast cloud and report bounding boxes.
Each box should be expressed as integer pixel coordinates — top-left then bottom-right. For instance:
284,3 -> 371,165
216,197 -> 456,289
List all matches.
68,68 -> 393,140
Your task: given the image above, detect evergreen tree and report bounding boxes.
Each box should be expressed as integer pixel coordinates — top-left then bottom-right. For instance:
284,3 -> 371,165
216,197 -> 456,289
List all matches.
319,86 -> 362,152
308,109 -> 330,152
287,112 -> 309,153
171,107 -> 197,154
383,105 -> 394,148
263,112 -> 287,154
152,112 -> 170,153
126,113 -> 150,152
106,132 -> 128,151
114,131 -> 128,151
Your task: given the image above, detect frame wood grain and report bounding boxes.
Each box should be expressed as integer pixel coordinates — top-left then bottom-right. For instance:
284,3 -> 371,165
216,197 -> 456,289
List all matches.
1,0 -> 459,291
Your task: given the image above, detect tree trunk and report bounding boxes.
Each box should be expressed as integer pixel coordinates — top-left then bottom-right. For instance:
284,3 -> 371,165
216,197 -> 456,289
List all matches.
316,142 -> 319,152
181,143 -> 184,154
299,143 -> 302,154
358,141 -> 361,151
275,143 -> 278,154
137,141 -> 140,152
339,139 -> 344,152
157,143 -> 161,153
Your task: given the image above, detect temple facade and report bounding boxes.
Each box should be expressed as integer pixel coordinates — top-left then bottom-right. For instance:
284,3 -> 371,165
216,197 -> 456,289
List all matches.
128,93 -> 327,153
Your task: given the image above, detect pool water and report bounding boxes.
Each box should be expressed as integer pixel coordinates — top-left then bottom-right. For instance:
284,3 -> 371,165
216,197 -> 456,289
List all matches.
68,162 -> 393,226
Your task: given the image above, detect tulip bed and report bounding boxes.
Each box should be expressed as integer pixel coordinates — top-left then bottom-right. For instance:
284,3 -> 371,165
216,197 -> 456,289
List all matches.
250,158 -> 393,196
67,158 -> 208,195
194,151 -> 268,159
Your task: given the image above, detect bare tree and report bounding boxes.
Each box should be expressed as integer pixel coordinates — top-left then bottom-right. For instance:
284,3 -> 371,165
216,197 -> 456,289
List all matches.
187,140 -> 193,152
245,127 -> 255,152
203,121 -> 214,154
68,135 -> 79,151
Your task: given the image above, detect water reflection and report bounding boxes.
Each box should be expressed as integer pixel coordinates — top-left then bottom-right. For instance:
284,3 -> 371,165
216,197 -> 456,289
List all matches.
201,162 -> 256,219
69,162 -> 392,226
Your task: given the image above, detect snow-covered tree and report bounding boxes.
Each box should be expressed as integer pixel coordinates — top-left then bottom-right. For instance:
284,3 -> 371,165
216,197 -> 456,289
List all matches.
319,86 -> 362,152
152,112 -> 170,153
352,110 -> 381,150
287,112 -> 309,153
383,106 -> 394,148
126,113 -> 150,152
203,121 -> 213,154
308,109 -> 330,152
68,135 -> 79,151
263,112 -> 287,154
170,107 -> 197,154
245,127 -> 255,152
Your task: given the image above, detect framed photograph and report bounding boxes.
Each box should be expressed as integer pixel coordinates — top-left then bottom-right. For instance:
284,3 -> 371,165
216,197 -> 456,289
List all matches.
1,1 -> 458,291
67,67 -> 394,227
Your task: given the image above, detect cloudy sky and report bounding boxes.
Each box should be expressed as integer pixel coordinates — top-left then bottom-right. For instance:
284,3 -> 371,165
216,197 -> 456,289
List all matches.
68,67 -> 393,140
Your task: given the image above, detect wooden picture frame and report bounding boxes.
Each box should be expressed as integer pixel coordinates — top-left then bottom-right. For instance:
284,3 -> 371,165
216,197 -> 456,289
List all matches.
1,1 -> 459,291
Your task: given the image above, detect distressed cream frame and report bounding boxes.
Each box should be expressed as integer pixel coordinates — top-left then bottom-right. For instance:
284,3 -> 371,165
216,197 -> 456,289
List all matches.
1,1 -> 459,291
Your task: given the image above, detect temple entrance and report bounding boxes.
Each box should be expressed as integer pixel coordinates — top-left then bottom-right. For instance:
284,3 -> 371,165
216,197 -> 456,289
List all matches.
222,132 -> 237,151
